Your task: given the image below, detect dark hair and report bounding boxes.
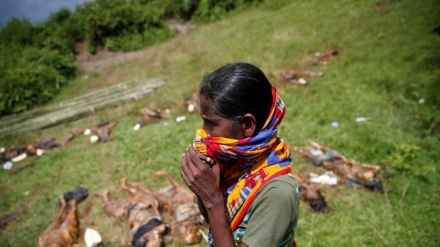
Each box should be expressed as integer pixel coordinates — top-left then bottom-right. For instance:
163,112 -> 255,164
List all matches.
199,62 -> 273,132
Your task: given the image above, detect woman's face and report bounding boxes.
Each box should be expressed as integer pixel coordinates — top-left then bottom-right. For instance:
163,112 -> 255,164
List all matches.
199,94 -> 245,139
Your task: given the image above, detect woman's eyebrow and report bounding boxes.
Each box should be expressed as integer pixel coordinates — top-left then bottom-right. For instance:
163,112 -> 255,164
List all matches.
201,110 -> 216,119
204,117 -> 218,124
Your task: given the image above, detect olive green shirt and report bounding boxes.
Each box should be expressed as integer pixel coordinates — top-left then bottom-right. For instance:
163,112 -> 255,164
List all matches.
236,174 -> 299,247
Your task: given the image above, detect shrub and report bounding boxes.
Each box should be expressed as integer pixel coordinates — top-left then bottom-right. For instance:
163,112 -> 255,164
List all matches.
0,0 -> 264,115
0,46 -> 75,116
78,0 -> 172,53
105,27 -> 175,51
34,8 -> 86,54
193,0 -> 262,22
0,17 -> 36,46
155,0 -> 200,21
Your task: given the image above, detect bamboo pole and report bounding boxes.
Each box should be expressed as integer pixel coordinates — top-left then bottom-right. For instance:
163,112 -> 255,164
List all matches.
0,78 -> 164,126
0,89 -> 155,135
0,78 -> 164,136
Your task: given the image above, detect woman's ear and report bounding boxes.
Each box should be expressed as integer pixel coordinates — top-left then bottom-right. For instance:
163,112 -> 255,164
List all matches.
241,114 -> 257,137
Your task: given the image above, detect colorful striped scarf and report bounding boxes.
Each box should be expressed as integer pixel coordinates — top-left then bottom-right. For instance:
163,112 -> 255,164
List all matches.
193,87 -> 292,244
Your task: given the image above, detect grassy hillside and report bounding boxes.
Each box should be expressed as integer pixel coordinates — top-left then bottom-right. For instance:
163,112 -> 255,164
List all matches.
1,0 -> 439,246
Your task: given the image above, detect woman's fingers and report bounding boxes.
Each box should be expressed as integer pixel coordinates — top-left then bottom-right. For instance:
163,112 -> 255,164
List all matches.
211,161 -> 221,177
181,151 -> 195,183
187,146 -> 214,170
181,147 -> 204,184
181,145 -> 221,199
180,165 -> 190,187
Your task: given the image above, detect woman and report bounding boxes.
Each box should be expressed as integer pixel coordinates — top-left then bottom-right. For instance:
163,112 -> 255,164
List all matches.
181,62 -> 299,247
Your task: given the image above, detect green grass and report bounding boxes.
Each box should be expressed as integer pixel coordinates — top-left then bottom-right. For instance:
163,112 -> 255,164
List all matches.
1,0 -> 439,246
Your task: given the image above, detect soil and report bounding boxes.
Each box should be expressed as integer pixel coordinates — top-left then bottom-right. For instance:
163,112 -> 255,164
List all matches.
75,42 -> 149,74
75,22 -> 195,75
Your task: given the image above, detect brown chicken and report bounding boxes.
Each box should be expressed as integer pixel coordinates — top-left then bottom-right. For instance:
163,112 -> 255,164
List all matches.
38,186 -> 89,247
95,179 -> 170,247
179,92 -> 199,113
291,172 -> 331,212
91,121 -> 116,142
153,170 -> 205,245
60,127 -> 85,147
298,141 -> 383,192
96,172 -> 205,247
38,196 -> 80,247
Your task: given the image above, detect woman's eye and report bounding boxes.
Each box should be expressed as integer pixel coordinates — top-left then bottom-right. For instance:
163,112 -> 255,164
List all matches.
203,119 -> 215,127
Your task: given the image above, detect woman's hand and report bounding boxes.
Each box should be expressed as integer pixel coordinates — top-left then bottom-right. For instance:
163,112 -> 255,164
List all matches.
180,145 -> 223,209
181,146 -> 248,247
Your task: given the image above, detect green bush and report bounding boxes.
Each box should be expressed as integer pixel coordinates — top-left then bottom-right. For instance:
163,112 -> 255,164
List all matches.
34,8 -> 86,54
194,0 -> 261,21
105,27 -> 175,51
0,0 -> 264,115
0,46 -> 75,116
78,0 -> 172,53
155,0 -> 200,21
0,17 -> 36,46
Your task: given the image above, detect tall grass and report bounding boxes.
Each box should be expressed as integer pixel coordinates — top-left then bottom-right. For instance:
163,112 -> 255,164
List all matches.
0,0 -> 439,246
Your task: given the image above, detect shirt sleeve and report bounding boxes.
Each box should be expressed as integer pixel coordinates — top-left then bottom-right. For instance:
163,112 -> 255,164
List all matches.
242,176 -> 299,247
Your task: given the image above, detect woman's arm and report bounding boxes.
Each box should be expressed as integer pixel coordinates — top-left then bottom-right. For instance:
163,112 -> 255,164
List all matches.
196,196 -> 209,224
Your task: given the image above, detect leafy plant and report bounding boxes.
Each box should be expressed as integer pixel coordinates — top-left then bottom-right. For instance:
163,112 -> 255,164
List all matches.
0,17 -> 36,46
382,143 -> 421,176
78,0 -> 172,53
0,46 -> 74,115
194,0 -> 258,21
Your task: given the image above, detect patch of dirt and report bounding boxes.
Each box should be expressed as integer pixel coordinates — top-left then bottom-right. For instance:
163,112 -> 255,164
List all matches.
75,22 -> 195,75
75,42 -> 147,74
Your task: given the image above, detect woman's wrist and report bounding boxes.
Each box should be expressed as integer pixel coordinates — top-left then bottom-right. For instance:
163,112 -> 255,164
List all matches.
202,193 -> 224,211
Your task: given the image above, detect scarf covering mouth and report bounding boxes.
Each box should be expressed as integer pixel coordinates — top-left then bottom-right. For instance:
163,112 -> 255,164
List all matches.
193,87 -> 292,238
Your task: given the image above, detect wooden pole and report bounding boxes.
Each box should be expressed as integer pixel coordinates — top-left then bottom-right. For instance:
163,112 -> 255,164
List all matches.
0,78 -> 164,136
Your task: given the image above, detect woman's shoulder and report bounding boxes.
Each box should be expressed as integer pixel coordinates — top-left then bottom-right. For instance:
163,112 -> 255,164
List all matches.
262,173 -> 298,192
246,173 -> 299,226
254,174 -> 299,203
